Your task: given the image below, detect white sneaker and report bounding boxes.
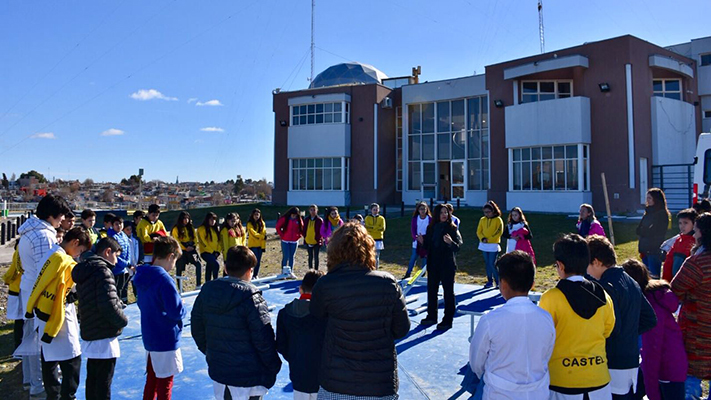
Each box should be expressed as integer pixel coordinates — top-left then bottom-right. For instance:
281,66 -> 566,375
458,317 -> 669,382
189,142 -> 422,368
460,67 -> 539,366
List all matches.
281,266 -> 292,276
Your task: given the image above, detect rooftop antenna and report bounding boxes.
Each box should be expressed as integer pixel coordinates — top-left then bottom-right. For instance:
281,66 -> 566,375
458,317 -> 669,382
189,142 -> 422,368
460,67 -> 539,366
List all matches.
310,0 -> 315,82
538,0 -> 545,54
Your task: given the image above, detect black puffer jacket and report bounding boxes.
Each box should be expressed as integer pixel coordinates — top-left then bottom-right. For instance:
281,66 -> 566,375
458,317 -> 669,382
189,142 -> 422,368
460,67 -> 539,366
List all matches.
637,207 -> 669,256
191,277 -> 281,388
71,254 -> 128,341
310,263 -> 410,397
595,267 -> 657,369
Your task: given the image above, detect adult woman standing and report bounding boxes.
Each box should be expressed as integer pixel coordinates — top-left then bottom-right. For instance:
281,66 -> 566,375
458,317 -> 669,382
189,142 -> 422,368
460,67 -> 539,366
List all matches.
671,212 -> 711,399
404,202 -> 431,279
171,211 -> 201,289
319,207 -> 343,246
420,204 -> 462,331
276,207 -> 303,277
246,209 -> 267,279
638,188 -> 670,278
197,212 -> 221,282
310,222 -> 410,399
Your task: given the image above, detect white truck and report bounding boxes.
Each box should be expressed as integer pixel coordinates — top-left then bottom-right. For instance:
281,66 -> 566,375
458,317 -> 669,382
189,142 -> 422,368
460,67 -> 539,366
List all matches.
693,132 -> 711,203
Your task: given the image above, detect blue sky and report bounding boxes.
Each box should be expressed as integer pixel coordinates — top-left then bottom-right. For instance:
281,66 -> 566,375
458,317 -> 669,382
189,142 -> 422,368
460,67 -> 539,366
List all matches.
1,0 -> 709,183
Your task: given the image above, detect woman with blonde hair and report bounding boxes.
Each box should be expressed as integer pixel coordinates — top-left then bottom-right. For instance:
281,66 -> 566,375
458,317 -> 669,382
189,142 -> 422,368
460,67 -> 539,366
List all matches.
310,222 -> 410,399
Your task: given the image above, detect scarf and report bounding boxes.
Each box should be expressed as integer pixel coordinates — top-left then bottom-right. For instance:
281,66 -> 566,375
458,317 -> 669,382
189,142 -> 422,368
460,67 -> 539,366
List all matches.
328,215 -> 341,227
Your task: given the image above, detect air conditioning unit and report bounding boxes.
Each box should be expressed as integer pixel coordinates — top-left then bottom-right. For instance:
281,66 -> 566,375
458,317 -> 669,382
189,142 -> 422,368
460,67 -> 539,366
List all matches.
381,97 -> 393,109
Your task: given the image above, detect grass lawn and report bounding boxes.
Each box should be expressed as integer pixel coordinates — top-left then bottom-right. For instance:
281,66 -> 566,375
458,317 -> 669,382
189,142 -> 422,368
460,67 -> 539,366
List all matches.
0,206 -> 651,396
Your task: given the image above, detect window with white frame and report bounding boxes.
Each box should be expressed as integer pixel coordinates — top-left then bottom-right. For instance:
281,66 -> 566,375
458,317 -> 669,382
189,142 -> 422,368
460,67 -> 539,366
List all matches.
653,79 -> 681,100
703,110 -> 711,119
511,144 -> 589,191
521,81 -> 572,103
701,53 -> 711,67
467,96 -> 489,190
291,102 -> 349,126
396,106 -> 403,191
290,158 -> 349,191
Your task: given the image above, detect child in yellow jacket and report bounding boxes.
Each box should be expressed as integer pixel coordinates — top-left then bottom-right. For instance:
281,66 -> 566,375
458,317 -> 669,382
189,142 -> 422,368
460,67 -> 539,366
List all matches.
365,203 -> 386,269
246,209 -> 267,279
197,212 -> 221,283
220,213 -> 246,258
4,244 -> 25,351
25,227 -> 92,400
477,200 -> 503,288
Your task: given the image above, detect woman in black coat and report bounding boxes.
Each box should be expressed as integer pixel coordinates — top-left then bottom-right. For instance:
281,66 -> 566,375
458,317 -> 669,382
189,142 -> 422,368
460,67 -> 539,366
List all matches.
637,188 -> 670,278
310,222 -> 410,399
420,204 -> 463,331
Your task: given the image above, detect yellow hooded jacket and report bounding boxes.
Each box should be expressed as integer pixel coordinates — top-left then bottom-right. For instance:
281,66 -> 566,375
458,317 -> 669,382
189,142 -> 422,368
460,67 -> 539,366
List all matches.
247,221 -> 267,249
220,227 -> 246,257
197,225 -> 221,254
365,215 -> 386,240
25,249 -> 77,343
2,249 -> 23,296
171,226 -> 197,251
136,218 -> 167,254
476,216 -> 504,244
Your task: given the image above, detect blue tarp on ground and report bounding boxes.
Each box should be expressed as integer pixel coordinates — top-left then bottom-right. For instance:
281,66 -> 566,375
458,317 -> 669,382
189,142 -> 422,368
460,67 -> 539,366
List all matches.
73,279 -> 505,399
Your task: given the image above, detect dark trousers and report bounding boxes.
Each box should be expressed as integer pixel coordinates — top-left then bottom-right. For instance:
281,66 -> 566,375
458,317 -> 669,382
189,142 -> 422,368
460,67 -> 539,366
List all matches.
426,265 -> 455,323
201,252 -> 220,283
250,247 -> 263,277
114,272 -> 129,302
41,352 -> 81,400
176,250 -> 202,287
14,318 -> 24,350
659,381 -> 684,399
306,245 -> 320,270
86,358 -> 117,400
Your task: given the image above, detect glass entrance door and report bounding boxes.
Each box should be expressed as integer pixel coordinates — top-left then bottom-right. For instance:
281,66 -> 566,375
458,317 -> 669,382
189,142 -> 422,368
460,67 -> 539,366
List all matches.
422,162 -> 437,200
451,161 -> 465,200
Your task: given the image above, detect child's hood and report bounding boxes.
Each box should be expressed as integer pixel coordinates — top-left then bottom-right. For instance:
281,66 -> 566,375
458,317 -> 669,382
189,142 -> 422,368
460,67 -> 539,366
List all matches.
133,265 -> 166,291
201,278 -> 260,313
18,216 -> 54,236
556,278 -> 608,319
284,298 -> 311,318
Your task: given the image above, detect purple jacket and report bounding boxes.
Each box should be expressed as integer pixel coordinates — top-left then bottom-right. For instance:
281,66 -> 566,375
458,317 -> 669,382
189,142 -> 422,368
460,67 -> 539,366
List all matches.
320,218 -> 343,245
641,287 -> 688,400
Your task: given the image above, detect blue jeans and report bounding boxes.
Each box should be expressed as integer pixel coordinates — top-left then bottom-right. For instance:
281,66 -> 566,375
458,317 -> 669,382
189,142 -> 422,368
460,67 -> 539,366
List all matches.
281,241 -> 298,268
250,247 -> 263,278
685,376 -> 709,400
406,247 -> 426,277
482,251 -> 499,285
201,252 -> 220,282
643,254 -> 662,278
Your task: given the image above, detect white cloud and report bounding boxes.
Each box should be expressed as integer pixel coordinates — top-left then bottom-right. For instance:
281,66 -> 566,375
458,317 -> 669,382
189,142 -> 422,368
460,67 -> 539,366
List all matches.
187,98 -> 198,104
200,127 -> 224,132
194,139 -> 204,143
196,99 -> 223,107
101,128 -> 125,136
130,89 -> 178,101
32,132 -> 56,139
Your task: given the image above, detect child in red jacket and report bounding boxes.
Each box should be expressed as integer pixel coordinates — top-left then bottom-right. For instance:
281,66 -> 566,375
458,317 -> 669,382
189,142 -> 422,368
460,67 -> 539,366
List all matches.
662,208 -> 697,282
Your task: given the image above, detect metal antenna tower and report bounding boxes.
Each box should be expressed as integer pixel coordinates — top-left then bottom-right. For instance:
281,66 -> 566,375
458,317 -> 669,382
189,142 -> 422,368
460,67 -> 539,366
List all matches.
538,0 -> 545,54
310,0 -> 315,82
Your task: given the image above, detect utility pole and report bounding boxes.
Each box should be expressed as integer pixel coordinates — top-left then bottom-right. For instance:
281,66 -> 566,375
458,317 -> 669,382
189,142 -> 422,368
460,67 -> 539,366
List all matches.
310,0 -> 315,82
538,0 -> 545,54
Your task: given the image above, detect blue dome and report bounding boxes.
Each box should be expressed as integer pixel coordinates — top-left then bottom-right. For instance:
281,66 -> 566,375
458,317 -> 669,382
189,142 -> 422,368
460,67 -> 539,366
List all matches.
309,62 -> 388,89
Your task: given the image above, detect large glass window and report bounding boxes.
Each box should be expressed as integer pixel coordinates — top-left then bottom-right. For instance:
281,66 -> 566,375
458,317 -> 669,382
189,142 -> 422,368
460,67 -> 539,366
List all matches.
701,53 -> 711,67
521,81 -> 572,103
468,96 -> 489,190
511,145 -> 588,191
396,107 -> 403,191
291,102 -> 348,126
291,158 -> 347,191
653,79 -> 681,100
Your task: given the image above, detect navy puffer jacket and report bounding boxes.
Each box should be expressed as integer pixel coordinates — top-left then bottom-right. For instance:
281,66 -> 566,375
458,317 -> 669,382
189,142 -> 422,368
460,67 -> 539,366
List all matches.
190,277 -> 282,388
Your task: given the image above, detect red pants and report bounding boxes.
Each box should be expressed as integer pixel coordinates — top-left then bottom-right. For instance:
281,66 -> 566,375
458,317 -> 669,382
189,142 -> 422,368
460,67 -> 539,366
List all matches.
143,355 -> 174,400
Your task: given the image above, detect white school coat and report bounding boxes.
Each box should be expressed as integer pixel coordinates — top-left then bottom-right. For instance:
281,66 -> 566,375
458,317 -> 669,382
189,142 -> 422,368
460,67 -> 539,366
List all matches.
469,296 -> 556,400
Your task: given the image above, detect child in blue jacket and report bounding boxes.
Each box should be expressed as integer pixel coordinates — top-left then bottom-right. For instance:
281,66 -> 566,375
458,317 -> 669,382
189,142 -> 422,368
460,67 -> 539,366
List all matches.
134,236 -> 185,400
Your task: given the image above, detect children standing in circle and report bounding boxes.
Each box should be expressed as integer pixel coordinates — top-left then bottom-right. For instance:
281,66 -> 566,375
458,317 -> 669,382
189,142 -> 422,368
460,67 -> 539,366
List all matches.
276,207 -> 303,277
365,203 -> 386,269
320,207 -> 344,247
405,202 -> 431,279
477,201 -> 503,288
246,209 -> 267,279
577,203 -> 606,238
502,207 -> 536,264
220,213 -> 245,260
637,188 -> 670,278
302,205 -> 324,270
197,212 -> 221,283
171,211 -> 201,289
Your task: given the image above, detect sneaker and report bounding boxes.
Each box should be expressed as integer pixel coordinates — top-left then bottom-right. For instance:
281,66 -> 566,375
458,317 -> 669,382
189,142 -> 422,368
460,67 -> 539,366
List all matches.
403,274 -> 411,280
420,318 -> 437,326
483,282 -> 493,288
288,273 -> 298,279
30,390 -> 46,399
195,285 -> 202,291
436,321 -> 453,331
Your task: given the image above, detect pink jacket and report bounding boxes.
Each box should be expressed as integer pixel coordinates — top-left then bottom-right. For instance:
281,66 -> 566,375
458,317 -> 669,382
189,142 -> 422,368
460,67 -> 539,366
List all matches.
511,227 -> 536,264
641,287 -> 688,400
320,219 -> 344,245
276,216 -> 303,242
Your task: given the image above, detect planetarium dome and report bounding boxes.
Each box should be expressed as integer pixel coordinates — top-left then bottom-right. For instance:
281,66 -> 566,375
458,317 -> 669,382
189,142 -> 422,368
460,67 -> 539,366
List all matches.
309,62 -> 388,89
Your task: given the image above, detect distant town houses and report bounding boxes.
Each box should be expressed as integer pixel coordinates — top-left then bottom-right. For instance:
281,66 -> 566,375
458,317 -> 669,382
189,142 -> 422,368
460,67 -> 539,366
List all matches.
0,173 -> 272,212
